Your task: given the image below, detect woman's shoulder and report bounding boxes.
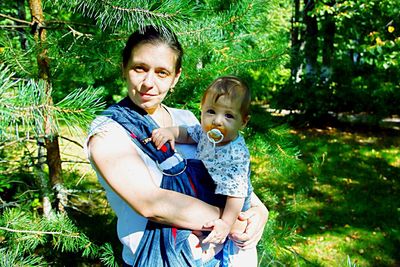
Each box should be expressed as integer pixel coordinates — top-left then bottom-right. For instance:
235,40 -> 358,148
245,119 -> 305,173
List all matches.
166,106 -> 200,127
85,116 -> 130,158
88,116 -> 124,137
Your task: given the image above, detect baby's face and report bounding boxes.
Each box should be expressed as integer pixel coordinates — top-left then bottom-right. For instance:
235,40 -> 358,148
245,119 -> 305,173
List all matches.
201,94 -> 246,145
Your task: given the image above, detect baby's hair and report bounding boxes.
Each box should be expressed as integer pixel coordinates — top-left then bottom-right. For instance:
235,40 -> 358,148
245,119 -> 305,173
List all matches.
122,25 -> 183,71
201,75 -> 251,120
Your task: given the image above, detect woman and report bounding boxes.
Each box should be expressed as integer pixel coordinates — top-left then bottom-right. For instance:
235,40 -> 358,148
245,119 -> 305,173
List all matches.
86,25 -> 268,266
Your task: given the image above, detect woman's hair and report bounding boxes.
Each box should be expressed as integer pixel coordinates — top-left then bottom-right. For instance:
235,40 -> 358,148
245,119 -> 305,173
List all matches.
201,75 -> 251,120
122,25 -> 183,71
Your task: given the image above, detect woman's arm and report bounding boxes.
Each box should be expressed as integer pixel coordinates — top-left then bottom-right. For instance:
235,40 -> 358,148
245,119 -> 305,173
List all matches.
230,192 -> 269,249
88,127 -> 221,230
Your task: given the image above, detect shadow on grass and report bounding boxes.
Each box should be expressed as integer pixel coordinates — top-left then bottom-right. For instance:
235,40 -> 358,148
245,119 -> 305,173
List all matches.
290,128 -> 400,266
248,106 -> 400,266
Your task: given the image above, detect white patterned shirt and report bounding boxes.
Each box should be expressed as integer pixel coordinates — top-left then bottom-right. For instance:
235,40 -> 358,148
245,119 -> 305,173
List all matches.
187,124 -> 250,197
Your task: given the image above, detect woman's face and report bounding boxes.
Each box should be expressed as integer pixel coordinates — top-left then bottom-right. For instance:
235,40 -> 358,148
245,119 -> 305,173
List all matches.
124,43 -> 181,113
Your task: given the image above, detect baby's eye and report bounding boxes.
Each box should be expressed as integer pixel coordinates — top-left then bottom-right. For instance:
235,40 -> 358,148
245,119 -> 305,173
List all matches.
206,109 -> 215,114
225,113 -> 234,119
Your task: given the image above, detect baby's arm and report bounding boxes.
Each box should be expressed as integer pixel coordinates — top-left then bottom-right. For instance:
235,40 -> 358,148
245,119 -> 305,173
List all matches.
202,196 -> 245,244
152,126 -> 195,150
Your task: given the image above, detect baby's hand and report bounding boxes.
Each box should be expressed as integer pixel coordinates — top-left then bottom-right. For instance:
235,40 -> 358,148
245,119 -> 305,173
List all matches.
202,219 -> 231,244
152,128 -> 175,150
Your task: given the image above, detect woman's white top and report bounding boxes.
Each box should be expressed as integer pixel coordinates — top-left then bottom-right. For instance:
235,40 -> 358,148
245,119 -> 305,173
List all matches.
85,107 -> 199,264
85,106 -> 257,266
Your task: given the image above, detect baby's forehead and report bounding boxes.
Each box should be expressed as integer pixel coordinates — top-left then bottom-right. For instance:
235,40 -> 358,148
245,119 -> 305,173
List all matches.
207,90 -> 244,103
203,93 -> 242,110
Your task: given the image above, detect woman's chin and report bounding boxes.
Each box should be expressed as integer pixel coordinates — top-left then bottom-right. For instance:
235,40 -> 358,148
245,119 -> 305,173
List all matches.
141,103 -> 159,113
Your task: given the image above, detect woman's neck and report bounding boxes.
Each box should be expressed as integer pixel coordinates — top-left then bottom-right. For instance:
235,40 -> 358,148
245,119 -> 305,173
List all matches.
144,105 -> 160,115
148,105 -> 172,128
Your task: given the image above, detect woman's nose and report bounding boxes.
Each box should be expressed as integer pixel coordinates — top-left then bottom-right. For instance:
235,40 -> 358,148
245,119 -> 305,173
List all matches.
143,72 -> 155,87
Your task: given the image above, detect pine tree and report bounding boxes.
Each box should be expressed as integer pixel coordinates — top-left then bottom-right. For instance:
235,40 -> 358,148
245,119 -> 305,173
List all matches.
1,0 -> 302,265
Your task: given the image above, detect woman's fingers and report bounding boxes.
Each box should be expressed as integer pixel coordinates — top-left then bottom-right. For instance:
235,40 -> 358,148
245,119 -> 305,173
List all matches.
230,206 -> 268,249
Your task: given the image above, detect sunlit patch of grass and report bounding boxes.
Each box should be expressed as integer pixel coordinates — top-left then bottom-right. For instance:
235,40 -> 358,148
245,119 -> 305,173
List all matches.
290,131 -> 400,266
294,227 -> 398,266
360,145 -> 400,168
381,147 -> 400,167
257,125 -> 400,266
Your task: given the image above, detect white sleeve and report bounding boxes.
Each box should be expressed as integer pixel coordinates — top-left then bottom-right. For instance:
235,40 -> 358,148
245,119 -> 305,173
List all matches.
186,124 -> 203,143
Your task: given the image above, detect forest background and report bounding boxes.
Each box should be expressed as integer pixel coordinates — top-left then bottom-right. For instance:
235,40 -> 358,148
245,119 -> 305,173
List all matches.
0,0 -> 399,266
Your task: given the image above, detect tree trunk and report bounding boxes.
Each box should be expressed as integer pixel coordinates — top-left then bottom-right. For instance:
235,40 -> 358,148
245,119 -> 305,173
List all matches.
321,0 -> 336,83
291,0 -> 302,83
303,0 -> 318,79
16,0 -> 28,50
28,0 -> 65,215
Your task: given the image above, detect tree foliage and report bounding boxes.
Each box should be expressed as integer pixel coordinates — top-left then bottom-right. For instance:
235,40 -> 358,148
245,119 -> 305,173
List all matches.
274,0 -> 400,120
0,0 -> 300,265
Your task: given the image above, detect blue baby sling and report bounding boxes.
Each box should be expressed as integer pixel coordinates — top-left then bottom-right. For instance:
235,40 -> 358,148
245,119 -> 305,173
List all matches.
104,97 -> 231,266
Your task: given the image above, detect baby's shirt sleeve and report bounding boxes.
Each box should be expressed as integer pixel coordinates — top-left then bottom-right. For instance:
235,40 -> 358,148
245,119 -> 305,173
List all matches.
186,124 -> 203,143
205,138 -> 250,198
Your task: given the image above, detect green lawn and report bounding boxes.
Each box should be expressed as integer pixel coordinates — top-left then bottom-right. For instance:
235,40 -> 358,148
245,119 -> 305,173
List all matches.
252,121 -> 400,266
5,111 -> 397,266
59,111 -> 400,266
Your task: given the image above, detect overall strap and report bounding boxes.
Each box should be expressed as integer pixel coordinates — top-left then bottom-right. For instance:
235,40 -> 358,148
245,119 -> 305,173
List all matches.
103,97 -> 186,176
102,97 -> 226,267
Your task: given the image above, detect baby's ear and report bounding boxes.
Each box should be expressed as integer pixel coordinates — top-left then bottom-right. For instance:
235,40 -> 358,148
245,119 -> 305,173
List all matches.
242,115 -> 250,128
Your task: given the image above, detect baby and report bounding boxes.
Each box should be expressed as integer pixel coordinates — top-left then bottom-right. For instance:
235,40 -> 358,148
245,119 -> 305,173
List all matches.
152,75 -> 253,245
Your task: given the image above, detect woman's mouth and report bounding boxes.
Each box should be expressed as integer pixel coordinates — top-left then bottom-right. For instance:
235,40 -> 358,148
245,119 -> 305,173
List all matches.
139,92 -> 157,100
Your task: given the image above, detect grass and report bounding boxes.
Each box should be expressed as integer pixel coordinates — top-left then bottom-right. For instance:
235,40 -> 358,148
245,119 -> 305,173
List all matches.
1,110 -> 399,266
250,119 -> 400,266
60,109 -> 400,266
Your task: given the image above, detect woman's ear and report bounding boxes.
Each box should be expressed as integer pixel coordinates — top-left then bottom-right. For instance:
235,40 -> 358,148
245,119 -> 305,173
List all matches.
121,63 -> 126,79
171,68 -> 182,88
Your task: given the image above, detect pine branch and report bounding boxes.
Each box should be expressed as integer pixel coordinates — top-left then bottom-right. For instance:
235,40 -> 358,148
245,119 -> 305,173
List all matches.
101,0 -> 179,19
0,64 -> 106,140
222,55 -> 281,72
0,38 -> 34,76
52,0 -> 195,32
0,209 -> 104,263
0,25 -> 31,29
60,136 -> 83,148
0,13 -> 32,25
54,86 -> 106,132
0,226 -> 80,238
0,246 -> 44,266
178,0 -> 255,37
45,19 -> 94,27
99,243 -> 118,267
62,160 -> 90,165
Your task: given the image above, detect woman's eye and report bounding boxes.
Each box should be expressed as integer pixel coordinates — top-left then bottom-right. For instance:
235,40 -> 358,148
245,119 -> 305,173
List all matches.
158,71 -> 169,78
134,66 -> 145,72
206,109 -> 215,114
225,113 -> 234,119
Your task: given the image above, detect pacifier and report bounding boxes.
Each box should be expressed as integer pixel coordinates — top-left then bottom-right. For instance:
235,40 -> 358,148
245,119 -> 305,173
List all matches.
206,128 -> 224,146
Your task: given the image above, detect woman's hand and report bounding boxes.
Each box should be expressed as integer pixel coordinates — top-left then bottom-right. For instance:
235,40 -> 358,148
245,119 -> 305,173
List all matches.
230,203 -> 269,249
